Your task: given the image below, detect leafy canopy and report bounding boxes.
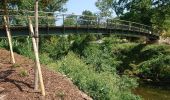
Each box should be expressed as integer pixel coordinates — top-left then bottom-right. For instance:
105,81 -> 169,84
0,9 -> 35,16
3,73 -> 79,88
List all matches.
96,0 -> 170,31
1,0 -> 68,12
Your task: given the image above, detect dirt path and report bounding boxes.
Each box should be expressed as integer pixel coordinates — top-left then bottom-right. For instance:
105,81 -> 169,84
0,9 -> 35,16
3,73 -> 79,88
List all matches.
0,49 -> 92,100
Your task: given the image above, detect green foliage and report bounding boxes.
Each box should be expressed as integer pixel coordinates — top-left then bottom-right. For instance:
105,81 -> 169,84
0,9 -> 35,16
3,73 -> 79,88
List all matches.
64,15 -> 77,26
1,0 -> 68,12
12,37 -> 34,58
111,42 -> 170,81
56,90 -> 66,100
162,17 -> 170,37
39,35 -> 141,99
2,34 -> 170,99
0,0 -> 68,27
51,52 -> 140,100
0,37 -> 33,58
96,0 -> 170,32
0,39 -> 9,49
39,53 -> 53,65
82,43 -> 121,73
137,44 -> 170,80
71,34 -> 89,55
39,0 -> 68,12
139,55 -> 170,79
19,69 -> 28,77
11,63 -> 20,68
40,36 -> 70,60
78,10 -> 97,25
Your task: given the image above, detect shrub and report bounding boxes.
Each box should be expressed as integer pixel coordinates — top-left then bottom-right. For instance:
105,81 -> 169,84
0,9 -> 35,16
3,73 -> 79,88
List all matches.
82,43 -> 121,73
139,55 -> 170,80
40,36 -> 72,60
50,52 -> 140,100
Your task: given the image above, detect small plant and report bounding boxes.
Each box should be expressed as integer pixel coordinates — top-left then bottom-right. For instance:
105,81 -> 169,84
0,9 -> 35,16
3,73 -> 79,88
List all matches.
56,91 -> 65,100
11,64 -> 20,68
19,69 -> 28,77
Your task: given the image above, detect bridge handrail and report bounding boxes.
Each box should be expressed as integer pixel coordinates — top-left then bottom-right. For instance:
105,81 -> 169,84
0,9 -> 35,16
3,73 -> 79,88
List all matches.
0,10 -> 159,36
0,9 -> 153,28
0,15 -> 152,27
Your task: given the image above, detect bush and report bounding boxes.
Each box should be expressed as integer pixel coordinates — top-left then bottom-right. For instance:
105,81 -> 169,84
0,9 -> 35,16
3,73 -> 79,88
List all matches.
50,52 -> 140,100
0,39 -> 9,49
0,35 -> 143,99
139,54 -> 170,80
0,37 -> 34,58
82,43 -> 121,73
40,36 -> 72,60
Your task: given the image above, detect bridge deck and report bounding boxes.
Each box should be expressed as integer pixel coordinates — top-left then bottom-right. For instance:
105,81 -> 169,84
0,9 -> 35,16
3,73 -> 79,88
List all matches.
0,25 -> 159,40
0,11 -> 159,40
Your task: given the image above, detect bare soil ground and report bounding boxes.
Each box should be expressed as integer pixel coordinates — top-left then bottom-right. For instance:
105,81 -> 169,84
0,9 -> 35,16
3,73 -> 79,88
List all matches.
0,49 -> 92,100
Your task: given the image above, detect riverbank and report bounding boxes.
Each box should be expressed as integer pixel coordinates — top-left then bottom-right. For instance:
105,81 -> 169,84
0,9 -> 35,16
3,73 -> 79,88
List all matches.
134,85 -> 170,100
1,35 -> 170,99
0,49 -> 91,100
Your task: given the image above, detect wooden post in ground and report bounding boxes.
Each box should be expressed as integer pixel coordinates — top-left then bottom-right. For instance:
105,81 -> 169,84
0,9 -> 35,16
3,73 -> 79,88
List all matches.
34,0 -> 39,91
3,16 -> 15,64
29,18 -> 45,96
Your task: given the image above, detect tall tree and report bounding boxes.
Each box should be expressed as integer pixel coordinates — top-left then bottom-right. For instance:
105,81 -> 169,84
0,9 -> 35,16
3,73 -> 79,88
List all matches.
64,14 -> 77,26
40,0 -> 68,12
96,0 -> 170,32
78,10 -> 97,25
0,0 -> 68,12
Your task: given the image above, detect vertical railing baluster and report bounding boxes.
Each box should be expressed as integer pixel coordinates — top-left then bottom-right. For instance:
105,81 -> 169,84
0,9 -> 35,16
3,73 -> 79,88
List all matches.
63,14 -> 65,34
129,22 -> 131,30
97,17 -> 100,32
106,19 -> 108,34
26,10 -> 28,26
46,13 -> 48,26
46,13 -> 49,34
76,15 -> 78,34
98,17 -> 100,28
87,16 -> 89,33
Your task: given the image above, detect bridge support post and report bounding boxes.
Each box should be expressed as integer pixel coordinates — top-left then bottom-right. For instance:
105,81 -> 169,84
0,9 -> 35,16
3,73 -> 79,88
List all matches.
29,18 -> 45,96
3,16 -> 15,64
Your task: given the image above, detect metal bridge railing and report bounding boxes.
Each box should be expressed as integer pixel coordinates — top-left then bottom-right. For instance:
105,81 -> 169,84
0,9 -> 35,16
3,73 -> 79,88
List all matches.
0,10 -> 159,36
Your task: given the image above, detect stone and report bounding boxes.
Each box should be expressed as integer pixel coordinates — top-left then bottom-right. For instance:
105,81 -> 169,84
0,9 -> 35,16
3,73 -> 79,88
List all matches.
0,94 -> 6,100
0,87 -> 4,93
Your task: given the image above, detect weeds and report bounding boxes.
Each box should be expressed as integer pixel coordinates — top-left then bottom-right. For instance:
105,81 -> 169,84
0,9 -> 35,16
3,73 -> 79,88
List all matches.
19,69 -> 28,77
11,64 -> 20,68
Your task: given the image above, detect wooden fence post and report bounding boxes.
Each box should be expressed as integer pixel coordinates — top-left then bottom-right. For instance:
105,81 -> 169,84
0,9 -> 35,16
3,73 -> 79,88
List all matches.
3,16 -> 15,64
29,18 -> 45,96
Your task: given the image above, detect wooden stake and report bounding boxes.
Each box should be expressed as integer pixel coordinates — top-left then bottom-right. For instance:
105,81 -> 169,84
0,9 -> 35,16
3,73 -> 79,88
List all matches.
29,18 -> 45,96
34,0 -> 39,91
35,0 -> 39,48
4,16 -> 15,64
